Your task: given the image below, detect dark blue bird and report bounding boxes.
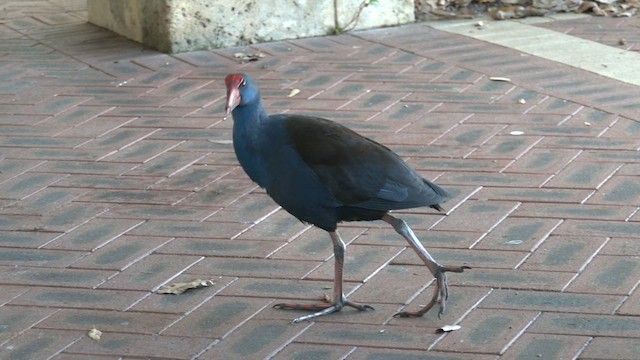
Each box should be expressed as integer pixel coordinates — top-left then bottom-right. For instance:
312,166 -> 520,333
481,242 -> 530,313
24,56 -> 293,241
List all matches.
225,73 -> 469,323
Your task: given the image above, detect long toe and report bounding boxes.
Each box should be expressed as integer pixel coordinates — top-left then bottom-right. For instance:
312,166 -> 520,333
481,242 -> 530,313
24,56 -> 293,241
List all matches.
435,264 -> 470,315
290,301 -> 374,323
275,297 -> 374,323
393,296 -> 439,318
273,302 -> 333,311
393,310 -> 428,318
442,265 -> 471,273
344,301 -> 375,312
291,304 -> 342,324
273,294 -> 334,311
394,264 -> 470,319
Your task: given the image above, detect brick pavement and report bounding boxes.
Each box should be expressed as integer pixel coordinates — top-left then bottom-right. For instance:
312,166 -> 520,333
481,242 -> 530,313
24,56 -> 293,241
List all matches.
1,1 -> 639,359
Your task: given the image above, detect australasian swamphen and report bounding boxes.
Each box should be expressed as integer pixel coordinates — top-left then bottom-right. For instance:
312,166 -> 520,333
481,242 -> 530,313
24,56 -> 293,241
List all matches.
225,73 -> 469,323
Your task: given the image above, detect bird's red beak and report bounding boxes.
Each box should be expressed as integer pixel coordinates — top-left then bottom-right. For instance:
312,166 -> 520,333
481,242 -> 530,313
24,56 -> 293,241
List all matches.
225,74 -> 244,117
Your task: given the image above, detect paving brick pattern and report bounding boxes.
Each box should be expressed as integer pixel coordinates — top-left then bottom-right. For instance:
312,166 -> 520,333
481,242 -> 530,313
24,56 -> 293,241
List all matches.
1,1 -> 639,359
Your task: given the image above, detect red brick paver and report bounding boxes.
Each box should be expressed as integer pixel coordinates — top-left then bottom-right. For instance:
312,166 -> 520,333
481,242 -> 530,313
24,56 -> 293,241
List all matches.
1,2 -> 639,359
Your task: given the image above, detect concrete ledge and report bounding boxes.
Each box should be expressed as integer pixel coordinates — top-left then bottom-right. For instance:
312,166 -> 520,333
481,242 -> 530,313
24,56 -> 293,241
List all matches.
87,0 -> 415,53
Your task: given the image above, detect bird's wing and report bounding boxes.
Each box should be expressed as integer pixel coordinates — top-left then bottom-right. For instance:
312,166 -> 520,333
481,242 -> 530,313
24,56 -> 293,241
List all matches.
279,115 -> 448,210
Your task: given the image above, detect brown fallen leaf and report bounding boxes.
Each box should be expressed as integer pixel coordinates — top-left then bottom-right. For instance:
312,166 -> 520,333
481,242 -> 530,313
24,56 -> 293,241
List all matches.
615,10 -> 636,17
156,279 -> 215,295
578,1 -> 607,16
430,8 -> 459,18
88,327 -> 102,341
489,6 -> 547,20
233,52 -> 265,63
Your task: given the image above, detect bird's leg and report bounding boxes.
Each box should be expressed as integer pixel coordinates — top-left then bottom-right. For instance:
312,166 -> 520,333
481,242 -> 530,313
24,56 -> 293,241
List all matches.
382,214 -> 470,318
273,231 -> 374,323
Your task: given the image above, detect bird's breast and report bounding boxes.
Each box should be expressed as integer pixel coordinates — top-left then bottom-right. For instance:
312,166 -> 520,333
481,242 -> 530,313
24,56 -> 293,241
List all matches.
232,125 -> 272,188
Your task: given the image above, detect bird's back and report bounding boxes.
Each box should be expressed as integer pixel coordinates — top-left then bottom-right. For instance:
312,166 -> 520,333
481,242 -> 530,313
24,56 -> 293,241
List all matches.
258,115 -> 449,230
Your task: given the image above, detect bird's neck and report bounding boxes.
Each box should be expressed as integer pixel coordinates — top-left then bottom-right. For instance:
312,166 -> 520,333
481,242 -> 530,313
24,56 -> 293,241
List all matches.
233,97 -> 267,124
231,100 -> 271,187
231,99 -> 268,147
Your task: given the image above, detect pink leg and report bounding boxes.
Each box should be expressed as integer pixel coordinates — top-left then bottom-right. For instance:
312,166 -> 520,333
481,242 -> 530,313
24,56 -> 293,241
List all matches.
273,231 -> 374,323
382,214 -> 470,318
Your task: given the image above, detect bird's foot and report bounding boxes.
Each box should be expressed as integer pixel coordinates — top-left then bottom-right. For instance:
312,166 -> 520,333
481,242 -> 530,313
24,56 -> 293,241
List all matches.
273,295 -> 374,324
394,264 -> 470,319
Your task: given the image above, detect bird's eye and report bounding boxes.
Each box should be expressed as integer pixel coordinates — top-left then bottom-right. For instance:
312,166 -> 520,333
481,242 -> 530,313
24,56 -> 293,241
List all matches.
240,80 -> 246,88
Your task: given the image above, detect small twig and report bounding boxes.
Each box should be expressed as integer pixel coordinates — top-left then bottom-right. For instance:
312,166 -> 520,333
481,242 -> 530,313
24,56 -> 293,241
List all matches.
335,0 -> 378,33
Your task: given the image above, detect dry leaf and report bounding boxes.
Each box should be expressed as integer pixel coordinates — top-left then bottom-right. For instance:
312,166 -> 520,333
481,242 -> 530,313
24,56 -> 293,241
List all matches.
489,76 -> 511,82
532,0 -> 557,8
233,52 -> 265,63
430,8 -> 459,17
88,327 -> 102,341
579,1 -> 607,15
157,279 -> 215,295
288,89 -> 301,97
490,5 -> 547,19
615,11 -> 636,17
437,324 -> 461,333
489,8 -> 511,20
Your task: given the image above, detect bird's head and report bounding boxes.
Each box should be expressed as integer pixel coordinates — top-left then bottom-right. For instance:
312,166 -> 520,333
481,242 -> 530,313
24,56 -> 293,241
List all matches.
225,73 -> 259,117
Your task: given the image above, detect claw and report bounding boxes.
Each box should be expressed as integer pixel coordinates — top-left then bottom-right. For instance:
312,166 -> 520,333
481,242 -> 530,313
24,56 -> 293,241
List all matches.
393,265 -> 470,318
273,231 -> 377,323
382,214 -> 471,319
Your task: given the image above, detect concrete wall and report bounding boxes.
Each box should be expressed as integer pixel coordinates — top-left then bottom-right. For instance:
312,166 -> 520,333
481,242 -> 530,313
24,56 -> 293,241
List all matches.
87,0 -> 415,53
336,0 -> 414,31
